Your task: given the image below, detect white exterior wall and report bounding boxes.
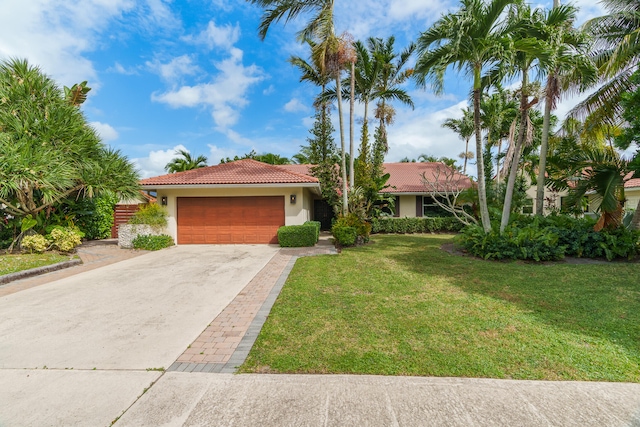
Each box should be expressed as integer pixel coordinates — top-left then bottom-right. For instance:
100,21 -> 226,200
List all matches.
525,186 -> 569,214
626,188 -> 640,211
154,186 -> 315,243
397,195 -> 417,218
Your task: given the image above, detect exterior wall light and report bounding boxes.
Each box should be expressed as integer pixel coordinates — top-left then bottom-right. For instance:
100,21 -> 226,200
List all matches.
161,196 -> 167,206
290,194 -> 296,204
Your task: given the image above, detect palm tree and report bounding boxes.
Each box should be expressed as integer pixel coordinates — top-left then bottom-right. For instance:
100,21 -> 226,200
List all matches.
164,149 -> 208,173
248,0 -> 350,214
534,4 -> 597,215
571,0 -> 640,126
414,0 -> 519,232
479,88 -> 517,184
370,36 -> 415,153
499,4 -> 552,233
564,146 -> 631,230
442,108 -> 475,174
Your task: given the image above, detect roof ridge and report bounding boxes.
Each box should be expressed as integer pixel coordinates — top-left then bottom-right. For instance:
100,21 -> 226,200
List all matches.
244,160 -> 317,181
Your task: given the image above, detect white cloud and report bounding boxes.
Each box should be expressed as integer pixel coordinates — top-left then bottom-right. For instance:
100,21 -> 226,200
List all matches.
263,85 -> 275,95
186,20 -> 241,50
90,121 -> 119,142
151,48 -> 265,129
107,62 -> 138,75
284,98 -> 311,113
147,55 -> 199,82
132,144 -> 188,178
386,101 -> 471,167
208,144 -> 240,164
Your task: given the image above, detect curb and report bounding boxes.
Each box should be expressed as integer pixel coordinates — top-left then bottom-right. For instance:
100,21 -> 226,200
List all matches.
0,258 -> 83,285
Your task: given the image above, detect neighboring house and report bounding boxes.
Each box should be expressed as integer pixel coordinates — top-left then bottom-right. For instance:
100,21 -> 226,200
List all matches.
523,182 -> 570,215
139,159 -> 473,244
139,159 -> 321,244
381,162 -> 473,218
624,178 -> 640,212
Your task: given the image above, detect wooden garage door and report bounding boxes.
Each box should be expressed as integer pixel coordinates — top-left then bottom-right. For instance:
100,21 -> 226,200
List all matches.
177,196 -> 284,244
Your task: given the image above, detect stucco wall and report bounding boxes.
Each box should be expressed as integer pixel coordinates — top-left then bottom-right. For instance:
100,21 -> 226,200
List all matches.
397,195 -> 417,218
154,186 -> 315,243
524,186 -> 569,214
626,188 -> 640,211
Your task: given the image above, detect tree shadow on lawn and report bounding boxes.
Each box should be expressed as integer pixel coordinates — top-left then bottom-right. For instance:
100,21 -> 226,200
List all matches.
377,234 -> 640,360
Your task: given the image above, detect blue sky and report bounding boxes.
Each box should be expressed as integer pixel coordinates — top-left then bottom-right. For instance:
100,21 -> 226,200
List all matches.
0,0 -> 605,178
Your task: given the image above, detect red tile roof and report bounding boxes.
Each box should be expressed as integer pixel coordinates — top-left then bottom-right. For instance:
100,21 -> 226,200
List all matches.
278,164 -> 313,176
625,178 -> 640,189
140,159 -> 319,186
381,162 -> 473,193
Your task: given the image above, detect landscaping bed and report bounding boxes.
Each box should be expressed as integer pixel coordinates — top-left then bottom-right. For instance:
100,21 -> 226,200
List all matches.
0,253 -> 71,277
240,234 -> 640,382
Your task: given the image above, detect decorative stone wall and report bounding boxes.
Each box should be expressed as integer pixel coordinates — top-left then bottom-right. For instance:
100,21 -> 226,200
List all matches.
118,224 -> 165,248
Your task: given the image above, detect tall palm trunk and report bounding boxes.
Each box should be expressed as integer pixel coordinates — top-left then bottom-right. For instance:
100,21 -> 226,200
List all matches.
536,76 -> 554,216
349,61 -> 355,188
336,75 -> 348,214
463,136 -> 470,175
473,69 -> 491,233
500,70 -> 529,233
496,139 -> 503,185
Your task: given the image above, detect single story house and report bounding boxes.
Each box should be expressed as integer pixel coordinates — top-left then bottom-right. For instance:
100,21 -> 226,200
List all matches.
140,159 -> 321,244
140,159 -> 472,244
381,162 -> 473,217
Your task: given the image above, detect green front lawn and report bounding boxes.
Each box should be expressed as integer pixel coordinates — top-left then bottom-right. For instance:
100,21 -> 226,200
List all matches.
240,234 -> 640,381
0,253 -> 71,276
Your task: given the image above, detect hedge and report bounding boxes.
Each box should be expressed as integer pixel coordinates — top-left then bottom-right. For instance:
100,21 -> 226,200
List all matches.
371,217 -> 464,234
304,221 -> 321,242
332,225 -> 357,247
278,224 -> 317,247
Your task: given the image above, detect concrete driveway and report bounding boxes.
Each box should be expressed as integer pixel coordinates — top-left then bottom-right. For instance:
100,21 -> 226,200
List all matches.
0,245 -> 279,427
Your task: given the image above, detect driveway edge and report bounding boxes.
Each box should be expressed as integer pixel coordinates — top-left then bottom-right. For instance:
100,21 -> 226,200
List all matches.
0,259 -> 82,285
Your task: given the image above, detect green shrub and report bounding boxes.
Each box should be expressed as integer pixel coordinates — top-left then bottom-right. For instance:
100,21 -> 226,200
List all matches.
132,234 -> 175,251
128,203 -> 168,228
455,224 -> 566,262
333,213 -> 371,241
331,225 -> 357,247
72,193 -> 118,240
510,214 -> 640,260
278,225 -> 317,247
371,217 -> 465,234
47,226 -> 83,252
456,215 -> 640,262
304,221 -> 321,242
21,234 -> 49,253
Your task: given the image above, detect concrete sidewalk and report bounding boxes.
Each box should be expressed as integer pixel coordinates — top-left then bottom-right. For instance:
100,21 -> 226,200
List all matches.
116,373 -> 640,426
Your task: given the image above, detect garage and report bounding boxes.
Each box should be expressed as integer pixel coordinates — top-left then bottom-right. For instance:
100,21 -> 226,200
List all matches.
177,196 -> 285,244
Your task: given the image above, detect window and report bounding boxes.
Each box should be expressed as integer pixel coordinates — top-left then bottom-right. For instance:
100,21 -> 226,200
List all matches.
381,196 -> 400,217
423,196 -> 450,217
522,198 -> 533,214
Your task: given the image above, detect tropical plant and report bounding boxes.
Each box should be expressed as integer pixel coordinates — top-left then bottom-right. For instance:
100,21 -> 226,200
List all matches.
164,149 -> 208,173
572,0 -> 640,126
498,4 -> 550,234
479,87 -> 518,184
615,70 -> 640,229
0,59 -> 140,225
534,4 -> 597,216
128,203 -> 168,229
558,146 -> 632,230
442,108 -> 475,174
414,0 -> 520,233
247,0 -> 350,214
